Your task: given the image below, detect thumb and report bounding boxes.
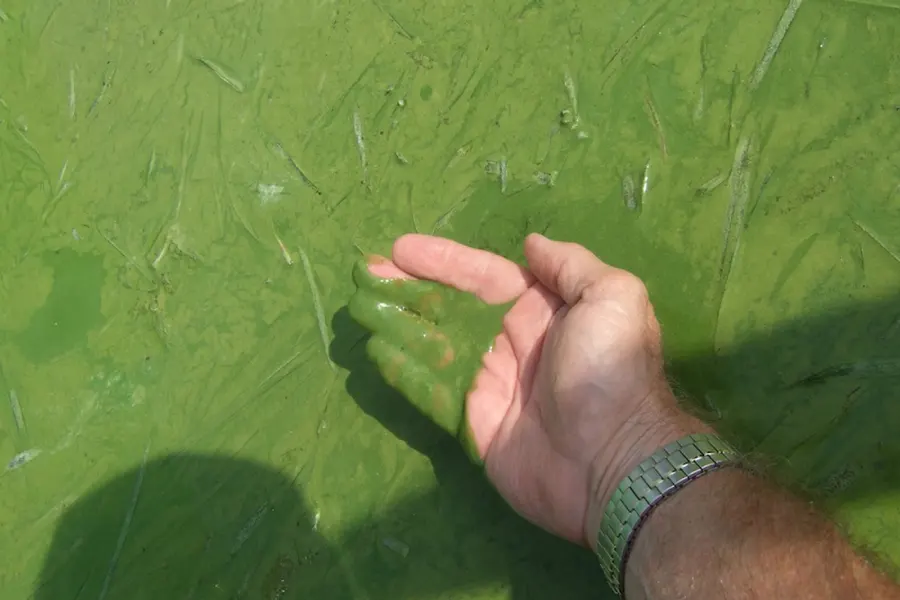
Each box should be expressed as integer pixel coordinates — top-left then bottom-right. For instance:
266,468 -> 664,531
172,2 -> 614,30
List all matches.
523,233 -> 617,306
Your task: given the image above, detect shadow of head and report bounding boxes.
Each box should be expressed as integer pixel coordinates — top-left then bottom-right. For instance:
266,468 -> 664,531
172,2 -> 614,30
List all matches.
30,310 -> 611,600
33,454 -> 350,599
32,450 -> 607,600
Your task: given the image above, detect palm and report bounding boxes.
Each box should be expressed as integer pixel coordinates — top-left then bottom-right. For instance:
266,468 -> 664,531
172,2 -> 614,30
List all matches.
365,235 -> 590,543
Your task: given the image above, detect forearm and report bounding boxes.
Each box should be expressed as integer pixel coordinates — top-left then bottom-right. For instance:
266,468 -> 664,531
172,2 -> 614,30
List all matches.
623,468 -> 900,600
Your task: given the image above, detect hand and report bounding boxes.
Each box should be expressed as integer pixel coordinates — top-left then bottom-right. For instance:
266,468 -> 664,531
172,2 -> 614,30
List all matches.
348,233 -> 708,546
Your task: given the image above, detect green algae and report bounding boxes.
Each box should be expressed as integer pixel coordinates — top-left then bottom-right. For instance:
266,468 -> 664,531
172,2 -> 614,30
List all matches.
348,259 -> 508,454
0,0 -> 898,597
14,249 -> 105,363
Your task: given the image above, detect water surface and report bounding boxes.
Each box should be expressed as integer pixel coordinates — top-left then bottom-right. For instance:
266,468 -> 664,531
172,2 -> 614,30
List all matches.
1,0 -> 900,597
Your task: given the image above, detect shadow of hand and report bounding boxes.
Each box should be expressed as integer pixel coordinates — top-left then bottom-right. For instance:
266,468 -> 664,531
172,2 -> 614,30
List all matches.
330,305 -> 608,599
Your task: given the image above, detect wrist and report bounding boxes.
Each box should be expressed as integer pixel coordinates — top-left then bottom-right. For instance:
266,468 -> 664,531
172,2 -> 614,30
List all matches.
583,388 -> 713,550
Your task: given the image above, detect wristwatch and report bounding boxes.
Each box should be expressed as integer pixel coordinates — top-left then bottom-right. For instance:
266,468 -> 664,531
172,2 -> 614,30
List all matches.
594,433 -> 738,597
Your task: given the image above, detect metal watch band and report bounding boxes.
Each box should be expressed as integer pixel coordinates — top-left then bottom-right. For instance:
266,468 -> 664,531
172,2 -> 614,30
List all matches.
595,433 -> 738,597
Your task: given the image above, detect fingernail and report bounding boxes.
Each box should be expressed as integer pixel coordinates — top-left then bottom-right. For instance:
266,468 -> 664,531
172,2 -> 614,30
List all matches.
366,253 -> 390,266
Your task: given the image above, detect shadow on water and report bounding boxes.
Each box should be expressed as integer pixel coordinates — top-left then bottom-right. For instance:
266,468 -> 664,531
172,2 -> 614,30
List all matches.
35,295 -> 900,599
33,458 -> 591,599
669,293 -> 900,507
329,307 -> 599,598
331,284 -> 900,578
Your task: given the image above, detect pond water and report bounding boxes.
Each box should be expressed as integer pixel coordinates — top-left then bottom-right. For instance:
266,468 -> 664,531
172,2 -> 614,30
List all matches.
1,0 -> 900,597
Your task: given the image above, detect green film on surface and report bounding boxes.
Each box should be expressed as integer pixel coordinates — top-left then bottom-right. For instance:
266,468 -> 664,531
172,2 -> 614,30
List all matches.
1,0 -> 899,597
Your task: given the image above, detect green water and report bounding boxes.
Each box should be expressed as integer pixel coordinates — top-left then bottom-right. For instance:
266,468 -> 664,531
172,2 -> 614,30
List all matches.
1,0 -> 900,597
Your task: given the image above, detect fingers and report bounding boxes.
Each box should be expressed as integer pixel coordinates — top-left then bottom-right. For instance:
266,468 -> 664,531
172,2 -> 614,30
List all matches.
366,336 -> 464,437
352,260 -> 448,322
392,234 -> 534,304
523,233 -> 629,307
501,283 -> 562,365
366,254 -> 414,280
349,289 -> 457,369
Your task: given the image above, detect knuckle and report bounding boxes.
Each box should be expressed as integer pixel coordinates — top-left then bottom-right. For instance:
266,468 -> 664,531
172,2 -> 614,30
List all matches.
557,244 -> 600,279
602,271 -> 649,305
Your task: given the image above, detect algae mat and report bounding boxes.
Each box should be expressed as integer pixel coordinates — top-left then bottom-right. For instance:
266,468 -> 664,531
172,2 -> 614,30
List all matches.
1,0 -> 900,597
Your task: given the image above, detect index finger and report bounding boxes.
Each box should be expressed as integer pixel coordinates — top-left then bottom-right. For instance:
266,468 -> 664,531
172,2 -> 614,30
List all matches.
391,234 -> 534,304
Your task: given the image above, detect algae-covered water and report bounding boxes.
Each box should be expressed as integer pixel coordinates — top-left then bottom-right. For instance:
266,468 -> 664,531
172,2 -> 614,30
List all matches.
1,0 -> 900,597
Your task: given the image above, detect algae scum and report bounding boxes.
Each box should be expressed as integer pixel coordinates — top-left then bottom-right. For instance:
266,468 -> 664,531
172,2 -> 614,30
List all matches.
1,0 -> 900,597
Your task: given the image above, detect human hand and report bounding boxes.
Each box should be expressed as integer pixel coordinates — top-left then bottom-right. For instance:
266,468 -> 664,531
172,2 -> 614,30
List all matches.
348,233 -> 708,546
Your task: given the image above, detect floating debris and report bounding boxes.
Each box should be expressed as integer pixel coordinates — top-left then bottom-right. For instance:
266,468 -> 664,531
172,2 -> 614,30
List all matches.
397,98 -> 406,108
151,235 -> 170,269
381,537 -> 410,558
394,151 -> 409,165
352,111 -> 368,182
152,223 -> 202,269
174,32 -> 184,64
371,0 -> 414,40
640,160 -> 651,200
804,37 -> 828,98
195,56 -> 245,93
145,150 -> 157,186
695,172 -> 728,197
431,200 -> 467,233
9,389 -> 24,432
534,170 -> 558,187
72,228 -> 80,241
98,441 -> 150,600
536,126 -> 559,165
68,67 -> 76,120
43,162 -> 74,221
57,160 -> 68,188
0,7 -> 8,22
42,181 -> 73,222
622,174 -> 638,212
563,69 -> 580,129
725,67 -> 739,145
750,0 -> 805,90
694,85 -> 706,123
785,358 -> 900,389
644,83 -> 668,160
851,218 -> 900,264
484,158 -> 508,192
444,142 -> 472,171
299,246 -> 336,372
407,50 -> 434,69
6,448 -> 40,471
257,183 -> 284,205
88,64 -> 116,117
719,136 -> 753,280
231,503 -> 269,556
275,233 -> 293,266
312,508 -> 321,531
272,143 -> 322,196
559,109 -> 576,128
